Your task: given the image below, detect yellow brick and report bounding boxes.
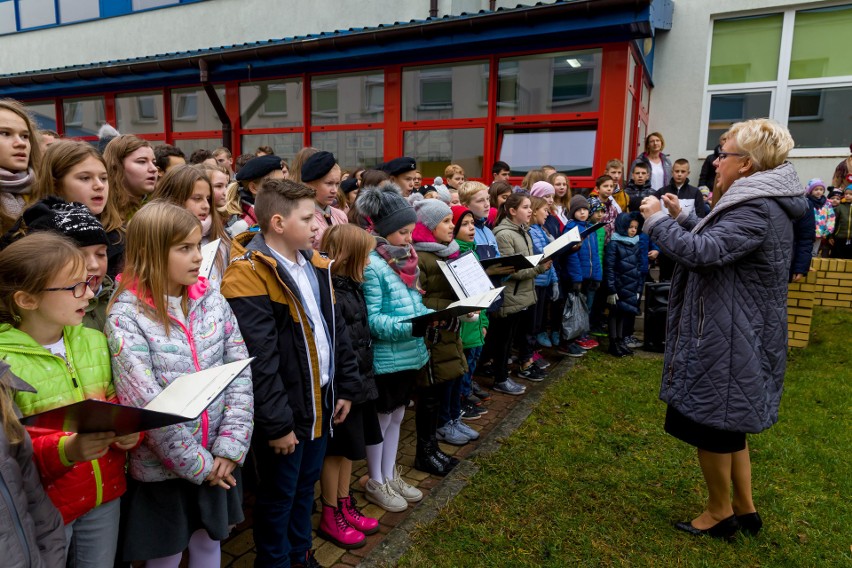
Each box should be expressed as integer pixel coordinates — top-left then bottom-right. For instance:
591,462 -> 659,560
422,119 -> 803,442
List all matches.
795,316 -> 812,325
820,278 -> 840,286
800,283 -> 816,292
788,339 -> 807,348
822,299 -> 848,307
793,331 -> 810,340
788,307 -> 811,316
788,291 -> 810,299
838,294 -> 852,302
816,292 -> 836,300
800,297 -> 814,308
788,324 -> 810,333
836,272 -> 852,280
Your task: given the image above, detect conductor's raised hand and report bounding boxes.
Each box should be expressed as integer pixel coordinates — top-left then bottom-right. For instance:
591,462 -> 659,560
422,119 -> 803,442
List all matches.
661,194 -> 682,218
639,196 -> 662,219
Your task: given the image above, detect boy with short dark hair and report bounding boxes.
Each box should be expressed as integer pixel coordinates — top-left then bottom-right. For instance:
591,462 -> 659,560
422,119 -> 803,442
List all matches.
624,162 -> 654,212
491,160 -> 511,183
153,144 -> 186,177
222,178 -> 361,568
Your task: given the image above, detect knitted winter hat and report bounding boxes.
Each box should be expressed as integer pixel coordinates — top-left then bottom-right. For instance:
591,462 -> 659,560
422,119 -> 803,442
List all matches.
19,197 -> 109,247
805,178 -> 826,194
568,194 -> 590,219
450,205 -> 473,236
530,181 -> 555,198
341,177 -> 359,194
355,184 -> 416,237
414,197 -> 452,230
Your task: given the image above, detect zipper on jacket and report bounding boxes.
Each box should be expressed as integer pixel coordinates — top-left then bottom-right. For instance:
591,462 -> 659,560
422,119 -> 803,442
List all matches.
0,344 -> 84,398
0,476 -> 32,568
697,296 -> 705,347
325,260 -> 337,438
167,310 -> 209,448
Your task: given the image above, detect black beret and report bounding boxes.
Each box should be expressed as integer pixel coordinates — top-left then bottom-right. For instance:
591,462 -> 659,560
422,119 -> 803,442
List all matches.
380,157 -> 417,177
301,151 -> 337,183
341,177 -> 359,194
235,155 -> 283,182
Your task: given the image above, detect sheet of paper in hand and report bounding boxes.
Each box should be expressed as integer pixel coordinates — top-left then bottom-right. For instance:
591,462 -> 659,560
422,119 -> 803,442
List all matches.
437,251 -> 495,299
199,238 -> 221,279
405,287 -> 505,325
21,359 -> 253,436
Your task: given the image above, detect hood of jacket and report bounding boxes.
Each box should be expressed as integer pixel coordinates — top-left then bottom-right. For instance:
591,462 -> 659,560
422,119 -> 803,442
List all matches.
692,161 -> 807,233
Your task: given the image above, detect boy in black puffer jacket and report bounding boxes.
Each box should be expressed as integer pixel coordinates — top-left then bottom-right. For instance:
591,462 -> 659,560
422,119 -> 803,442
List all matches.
624,162 -> 655,213
605,213 -> 645,357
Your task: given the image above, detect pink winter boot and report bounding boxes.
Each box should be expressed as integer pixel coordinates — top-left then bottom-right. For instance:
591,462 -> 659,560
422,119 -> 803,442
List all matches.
339,494 -> 379,535
317,502 -> 365,549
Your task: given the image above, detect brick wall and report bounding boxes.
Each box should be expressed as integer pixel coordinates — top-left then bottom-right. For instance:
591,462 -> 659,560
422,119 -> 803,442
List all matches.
787,258 -> 852,348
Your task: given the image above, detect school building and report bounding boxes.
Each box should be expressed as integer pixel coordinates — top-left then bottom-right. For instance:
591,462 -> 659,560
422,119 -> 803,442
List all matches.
0,0 -> 847,185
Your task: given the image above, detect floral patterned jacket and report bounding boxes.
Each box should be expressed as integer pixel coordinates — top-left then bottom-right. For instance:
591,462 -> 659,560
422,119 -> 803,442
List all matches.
106,277 -> 253,484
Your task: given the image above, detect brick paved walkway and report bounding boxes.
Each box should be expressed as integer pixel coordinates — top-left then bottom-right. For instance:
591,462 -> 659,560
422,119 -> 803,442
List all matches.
219,356 -> 564,568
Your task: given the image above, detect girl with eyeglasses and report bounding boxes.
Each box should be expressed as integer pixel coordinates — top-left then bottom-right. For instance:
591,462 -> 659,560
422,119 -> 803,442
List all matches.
0,231 -> 138,567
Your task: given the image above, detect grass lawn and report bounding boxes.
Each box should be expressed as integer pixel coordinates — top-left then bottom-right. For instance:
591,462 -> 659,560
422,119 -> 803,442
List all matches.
399,308 -> 851,567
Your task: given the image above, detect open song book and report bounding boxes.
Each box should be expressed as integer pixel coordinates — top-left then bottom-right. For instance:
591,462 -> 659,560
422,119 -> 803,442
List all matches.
479,222 -> 605,271
21,359 -> 253,436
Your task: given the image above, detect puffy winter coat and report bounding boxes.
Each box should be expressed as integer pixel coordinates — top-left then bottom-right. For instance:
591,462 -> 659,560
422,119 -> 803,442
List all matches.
790,205 -> 815,279
0,324 -> 127,523
492,218 -> 548,316
644,162 -> 808,433
312,206 -> 348,251
529,224 -> 558,287
623,180 -> 655,213
221,232 -> 361,442
331,276 -> 378,405
362,249 -> 431,375
807,195 -> 835,238
655,179 -> 707,218
565,219 -> 602,284
834,202 -> 852,240
106,277 -> 254,484
0,364 -> 66,568
604,216 -> 644,315
417,250 -> 468,383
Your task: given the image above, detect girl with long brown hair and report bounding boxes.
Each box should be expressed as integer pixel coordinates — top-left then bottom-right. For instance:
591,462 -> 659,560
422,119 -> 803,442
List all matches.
0,99 -> 42,233
103,134 -> 157,222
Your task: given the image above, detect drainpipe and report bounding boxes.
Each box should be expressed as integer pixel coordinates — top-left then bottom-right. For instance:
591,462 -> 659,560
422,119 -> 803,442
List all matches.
198,59 -> 232,150
429,0 -> 438,18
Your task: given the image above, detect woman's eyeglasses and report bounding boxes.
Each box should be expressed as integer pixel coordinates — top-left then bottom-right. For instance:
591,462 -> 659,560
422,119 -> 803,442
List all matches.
43,276 -> 96,298
717,152 -> 745,161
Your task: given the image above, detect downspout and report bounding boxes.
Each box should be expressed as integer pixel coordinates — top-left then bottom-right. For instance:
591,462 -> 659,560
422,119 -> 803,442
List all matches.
198,59 -> 232,150
429,0 -> 438,18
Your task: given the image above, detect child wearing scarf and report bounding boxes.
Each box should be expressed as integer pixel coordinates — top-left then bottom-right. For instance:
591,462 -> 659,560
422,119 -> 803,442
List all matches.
604,212 -> 645,357
0,99 -> 41,234
412,200 -> 480,455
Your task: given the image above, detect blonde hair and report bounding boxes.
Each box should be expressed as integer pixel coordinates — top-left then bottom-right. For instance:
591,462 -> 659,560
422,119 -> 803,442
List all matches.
529,196 -> 549,223
0,380 -> 25,445
110,201 -> 201,334
321,224 -> 375,282
457,180 -> 488,205
193,162 -> 232,220
644,132 -> 666,153
521,169 -> 546,190
0,99 -> 42,232
221,181 -> 243,217
0,232 -> 85,326
31,140 -> 124,234
152,165 -> 228,274
547,172 -> 572,209
725,119 -> 794,173
103,134 -> 152,220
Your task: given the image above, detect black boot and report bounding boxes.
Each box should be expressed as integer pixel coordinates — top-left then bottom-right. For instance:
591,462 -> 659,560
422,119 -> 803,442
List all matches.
608,337 -> 627,357
414,439 -> 454,476
431,435 -> 459,469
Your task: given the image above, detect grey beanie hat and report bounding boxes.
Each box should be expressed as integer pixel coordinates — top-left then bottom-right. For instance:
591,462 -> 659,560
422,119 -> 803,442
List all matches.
413,197 -> 452,230
356,183 -> 417,237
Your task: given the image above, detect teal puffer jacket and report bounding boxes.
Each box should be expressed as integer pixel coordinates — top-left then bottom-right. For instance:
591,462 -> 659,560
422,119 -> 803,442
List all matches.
362,250 -> 431,376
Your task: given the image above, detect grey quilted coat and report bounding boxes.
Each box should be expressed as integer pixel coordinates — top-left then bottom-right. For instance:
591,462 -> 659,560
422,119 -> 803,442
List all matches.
644,162 -> 807,433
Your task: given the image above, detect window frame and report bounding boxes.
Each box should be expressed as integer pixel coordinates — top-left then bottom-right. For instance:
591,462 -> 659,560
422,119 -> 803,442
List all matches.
700,3 -> 852,158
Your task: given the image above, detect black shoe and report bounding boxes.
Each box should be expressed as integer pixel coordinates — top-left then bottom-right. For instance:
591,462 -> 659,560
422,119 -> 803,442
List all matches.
608,341 -> 628,357
471,380 -> 491,401
675,515 -> 739,540
432,441 -> 459,469
414,444 -> 455,476
461,403 -> 482,421
291,549 -> 322,568
619,340 -> 635,356
737,512 -> 762,536
515,364 -> 545,382
477,363 -> 494,378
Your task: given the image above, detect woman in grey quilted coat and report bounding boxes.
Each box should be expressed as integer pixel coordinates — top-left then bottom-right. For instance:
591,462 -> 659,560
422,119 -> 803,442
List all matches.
640,119 -> 807,540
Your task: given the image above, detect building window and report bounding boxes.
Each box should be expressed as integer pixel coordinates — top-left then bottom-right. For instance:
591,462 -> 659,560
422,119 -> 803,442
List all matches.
312,130 -> 384,169
703,4 -> 852,154
132,0 -> 179,9
240,80 -> 303,129
116,92 -> 164,134
499,129 -> 596,176
241,134 -> 303,160
403,129 -> 484,178
59,0 -> 99,23
62,97 -> 105,138
310,71 -> 384,126
24,101 -> 57,132
497,50 -> 602,116
17,0 -> 57,28
171,86 -> 225,132
402,61 -> 489,121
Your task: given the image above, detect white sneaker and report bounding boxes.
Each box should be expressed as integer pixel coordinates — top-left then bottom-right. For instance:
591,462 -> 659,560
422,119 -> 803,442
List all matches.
388,466 -> 423,503
364,478 -> 408,512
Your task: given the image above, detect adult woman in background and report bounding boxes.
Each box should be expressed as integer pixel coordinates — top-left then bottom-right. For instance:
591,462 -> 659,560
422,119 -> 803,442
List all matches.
640,119 -> 807,539
631,132 -> 672,191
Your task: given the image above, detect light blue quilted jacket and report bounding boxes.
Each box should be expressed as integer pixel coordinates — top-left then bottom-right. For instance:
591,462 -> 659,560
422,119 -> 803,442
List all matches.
362,250 -> 431,376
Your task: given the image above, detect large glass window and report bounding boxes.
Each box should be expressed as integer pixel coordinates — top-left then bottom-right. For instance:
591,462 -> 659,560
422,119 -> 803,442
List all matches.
705,92 -> 772,151
789,5 -> 852,80
403,129 -> 484,178
116,92 -> 164,134
133,0 -> 179,9
402,62 -> 488,121
17,0 -> 56,28
63,97 -> 105,137
312,131 -> 384,169
499,129 -> 596,176
59,0 -> 99,23
171,86 -> 226,132
310,71 -> 384,126
787,86 -> 852,149
241,134 -> 303,161
173,138 -> 223,157
24,102 -> 57,131
497,50 -> 601,116
240,80 -> 303,129
709,15 -> 782,85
